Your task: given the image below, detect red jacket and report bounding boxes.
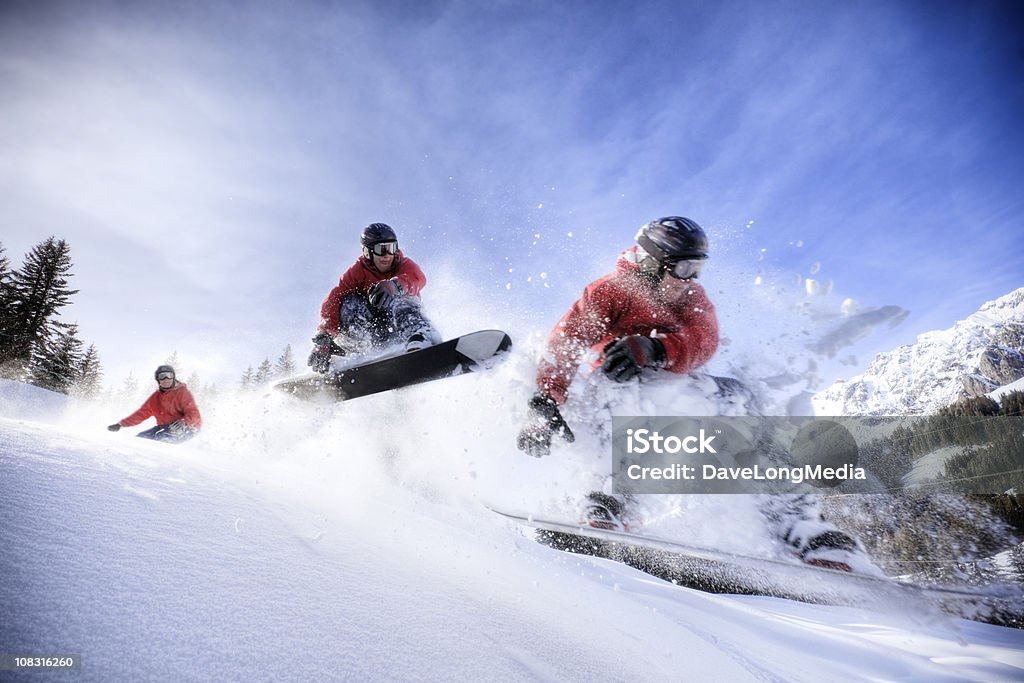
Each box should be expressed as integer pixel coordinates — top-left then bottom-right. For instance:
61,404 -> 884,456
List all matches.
120,382 -> 202,429
318,250 -> 427,335
537,247 -> 719,404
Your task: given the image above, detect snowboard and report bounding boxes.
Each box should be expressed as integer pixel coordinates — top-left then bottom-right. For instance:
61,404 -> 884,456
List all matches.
490,507 -> 1020,625
275,329 -> 512,402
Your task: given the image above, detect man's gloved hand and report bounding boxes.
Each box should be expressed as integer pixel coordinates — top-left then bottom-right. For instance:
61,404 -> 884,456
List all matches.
368,278 -> 403,311
167,420 -> 186,435
516,393 -> 575,457
107,423 -> 121,432
308,331 -> 343,374
600,335 -> 666,383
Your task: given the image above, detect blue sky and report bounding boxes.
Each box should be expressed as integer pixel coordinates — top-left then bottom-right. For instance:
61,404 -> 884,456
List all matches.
2,0 -> 1022,387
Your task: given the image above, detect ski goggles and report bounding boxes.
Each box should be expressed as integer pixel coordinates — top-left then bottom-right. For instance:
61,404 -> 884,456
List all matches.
369,241 -> 398,256
156,372 -> 175,381
664,259 -> 704,280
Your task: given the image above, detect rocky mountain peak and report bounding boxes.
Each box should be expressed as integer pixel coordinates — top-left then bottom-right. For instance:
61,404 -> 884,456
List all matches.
813,288 -> 1024,415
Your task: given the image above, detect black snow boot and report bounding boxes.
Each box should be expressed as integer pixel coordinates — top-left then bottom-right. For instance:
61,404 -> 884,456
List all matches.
583,492 -> 627,531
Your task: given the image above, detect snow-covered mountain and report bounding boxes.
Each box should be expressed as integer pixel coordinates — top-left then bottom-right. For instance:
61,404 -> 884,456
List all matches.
813,288 -> 1024,415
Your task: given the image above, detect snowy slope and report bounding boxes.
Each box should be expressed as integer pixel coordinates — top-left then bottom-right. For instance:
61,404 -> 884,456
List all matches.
2,375 -> 1023,681
813,288 -> 1024,415
0,378 -> 69,420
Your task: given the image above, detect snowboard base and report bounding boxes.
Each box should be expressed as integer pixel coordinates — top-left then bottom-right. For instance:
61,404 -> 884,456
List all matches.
276,329 -> 512,402
491,507 -> 1023,627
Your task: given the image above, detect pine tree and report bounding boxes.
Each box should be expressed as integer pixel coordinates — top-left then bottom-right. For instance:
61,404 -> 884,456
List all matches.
0,242 -> 10,316
0,242 -> 9,282
0,237 -> 79,379
121,371 -> 139,399
999,391 -> 1024,417
28,323 -> 84,394
254,358 -> 272,385
73,344 -> 104,400
240,366 -> 254,391
275,344 -> 297,378
0,243 -> 11,352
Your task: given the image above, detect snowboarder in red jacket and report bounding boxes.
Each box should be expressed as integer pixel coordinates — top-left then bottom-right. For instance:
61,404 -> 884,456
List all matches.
107,365 -> 201,443
308,223 -> 440,373
518,216 -> 719,458
516,217 -> 876,573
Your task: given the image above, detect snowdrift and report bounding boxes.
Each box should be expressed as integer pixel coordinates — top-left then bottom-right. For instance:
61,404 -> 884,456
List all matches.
3,347 -> 1023,680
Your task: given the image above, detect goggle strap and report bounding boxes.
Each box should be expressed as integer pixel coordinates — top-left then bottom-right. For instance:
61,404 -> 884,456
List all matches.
637,233 -> 669,263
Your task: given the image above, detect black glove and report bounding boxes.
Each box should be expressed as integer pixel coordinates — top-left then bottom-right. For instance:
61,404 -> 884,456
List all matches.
517,393 -> 575,457
107,423 -> 121,432
308,332 -> 344,374
600,335 -> 666,383
368,278 -> 403,311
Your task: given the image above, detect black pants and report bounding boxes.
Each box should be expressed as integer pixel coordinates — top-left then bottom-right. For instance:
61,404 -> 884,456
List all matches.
335,293 -> 440,353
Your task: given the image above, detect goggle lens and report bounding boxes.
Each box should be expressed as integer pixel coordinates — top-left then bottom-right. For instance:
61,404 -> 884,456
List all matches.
667,259 -> 704,280
371,242 -> 398,256
157,372 -> 174,381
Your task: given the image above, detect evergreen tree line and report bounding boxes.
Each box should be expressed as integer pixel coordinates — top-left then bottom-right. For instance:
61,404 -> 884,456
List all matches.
821,395 -> 1024,575
136,347 -> 297,398
973,492 -> 1024,534
239,345 -> 296,390
145,351 -> 220,402
0,238 -> 103,397
940,392 -> 1024,497
854,391 -> 1024,492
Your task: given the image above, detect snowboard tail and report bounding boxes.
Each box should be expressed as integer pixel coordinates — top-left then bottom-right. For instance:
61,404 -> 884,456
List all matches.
275,330 -> 512,402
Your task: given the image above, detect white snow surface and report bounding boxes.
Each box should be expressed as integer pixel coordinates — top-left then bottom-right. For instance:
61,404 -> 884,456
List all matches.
0,378 -> 69,420
2,373 -> 1023,681
902,446 -> 968,489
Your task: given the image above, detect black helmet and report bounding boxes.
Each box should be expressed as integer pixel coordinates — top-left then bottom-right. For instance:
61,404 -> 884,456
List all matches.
154,364 -> 175,380
635,216 -> 709,279
361,222 -> 398,260
361,222 -> 397,246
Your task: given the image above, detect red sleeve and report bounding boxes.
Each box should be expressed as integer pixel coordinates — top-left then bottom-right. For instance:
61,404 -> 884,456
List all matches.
393,257 -> 426,297
319,260 -> 369,335
120,392 -> 158,427
536,279 -> 620,404
176,387 -> 202,429
657,288 -> 719,374
535,278 -> 719,403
